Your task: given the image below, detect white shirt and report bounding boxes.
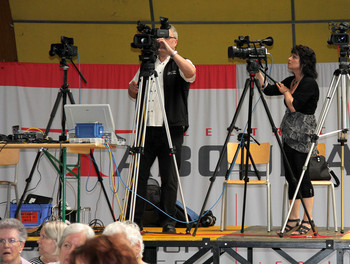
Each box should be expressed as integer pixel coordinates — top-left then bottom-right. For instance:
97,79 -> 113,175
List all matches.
131,56 -> 195,127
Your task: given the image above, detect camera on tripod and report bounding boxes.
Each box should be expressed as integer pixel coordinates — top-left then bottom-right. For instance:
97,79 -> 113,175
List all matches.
327,22 -> 349,59
131,17 -> 171,50
49,36 -> 78,60
228,36 -> 273,60
328,22 -> 349,46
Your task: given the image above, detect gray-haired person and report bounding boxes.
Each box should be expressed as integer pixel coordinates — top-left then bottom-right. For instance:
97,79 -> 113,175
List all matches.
103,221 -> 147,264
52,223 -> 95,264
30,221 -> 68,264
0,218 -> 30,264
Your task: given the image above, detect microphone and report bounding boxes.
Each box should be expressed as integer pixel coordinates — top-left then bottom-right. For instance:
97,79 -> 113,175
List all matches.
261,37 -> 274,47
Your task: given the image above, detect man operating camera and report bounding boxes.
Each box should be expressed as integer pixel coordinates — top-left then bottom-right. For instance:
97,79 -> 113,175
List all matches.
128,24 -> 196,234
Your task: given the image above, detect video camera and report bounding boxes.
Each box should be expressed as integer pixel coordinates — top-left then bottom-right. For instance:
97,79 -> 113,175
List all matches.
327,22 -> 349,59
49,36 -> 78,60
328,22 -> 349,46
131,17 -> 171,50
228,36 -> 273,60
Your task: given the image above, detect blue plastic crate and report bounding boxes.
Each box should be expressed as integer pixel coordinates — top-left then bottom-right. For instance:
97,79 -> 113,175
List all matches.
10,204 -> 52,227
75,123 -> 104,138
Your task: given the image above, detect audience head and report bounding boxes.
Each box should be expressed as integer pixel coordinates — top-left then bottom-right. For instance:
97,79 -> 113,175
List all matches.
103,221 -> 144,260
37,220 -> 68,262
58,223 -> 95,264
0,218 -> 28,264
69,235 -> 137,264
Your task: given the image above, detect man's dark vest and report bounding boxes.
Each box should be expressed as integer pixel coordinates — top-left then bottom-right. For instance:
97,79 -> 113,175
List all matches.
163,59 -> 191,130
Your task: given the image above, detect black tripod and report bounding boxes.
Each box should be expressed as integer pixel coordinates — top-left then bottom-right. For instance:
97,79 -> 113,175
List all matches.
122,51 -> 190,228
15,58 -> 116,222
233,133 -> 261,181
225,133 -> 262,233
192,59 -> 316,236
15,58 -> 75,218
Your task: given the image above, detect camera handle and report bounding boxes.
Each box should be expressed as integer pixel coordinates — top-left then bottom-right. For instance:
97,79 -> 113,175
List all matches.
68,58 -> 87,84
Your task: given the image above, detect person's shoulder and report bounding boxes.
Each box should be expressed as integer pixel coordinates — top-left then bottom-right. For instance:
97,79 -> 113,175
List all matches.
303,76 -> 317,83
302,76 -> 319,95
301,76 -> 318,87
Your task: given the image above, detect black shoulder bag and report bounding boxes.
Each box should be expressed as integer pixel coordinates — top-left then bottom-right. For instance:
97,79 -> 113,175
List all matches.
308,155 -> 340,187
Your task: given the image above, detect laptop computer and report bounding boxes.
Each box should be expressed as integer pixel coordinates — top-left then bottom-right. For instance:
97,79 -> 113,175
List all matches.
64,104 -> 125,145
24,194 -> 53,204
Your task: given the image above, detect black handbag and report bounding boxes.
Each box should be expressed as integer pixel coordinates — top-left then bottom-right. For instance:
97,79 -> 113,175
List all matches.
308,155 -> 340,187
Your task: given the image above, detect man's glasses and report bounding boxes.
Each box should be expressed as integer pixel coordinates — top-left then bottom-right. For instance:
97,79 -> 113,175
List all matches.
0,238 -> 21,246
166,37 -> 176,39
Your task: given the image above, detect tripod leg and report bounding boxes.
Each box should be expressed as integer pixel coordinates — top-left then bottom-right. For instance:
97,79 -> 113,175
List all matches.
15,87 -> 66,218
124,77 -> 147,220
126,76 -> 151,223
337,73 -> 350,233
153,76 -> 190,228
246,150 -> 261,180
192,78 -> 251,236
89,150 -> 116,221
45,89 -> 64,136
225,143 -> 242,181
340,142 -> 345,233
338,70 -> 350,233
15,150 -> 43,218
240,75 -> 256,233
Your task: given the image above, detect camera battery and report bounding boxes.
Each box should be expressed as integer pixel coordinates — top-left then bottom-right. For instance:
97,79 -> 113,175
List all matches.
75,123 -> 104,138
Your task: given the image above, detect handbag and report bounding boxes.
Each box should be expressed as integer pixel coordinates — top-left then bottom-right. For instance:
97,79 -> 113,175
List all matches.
308,155 -> 340,187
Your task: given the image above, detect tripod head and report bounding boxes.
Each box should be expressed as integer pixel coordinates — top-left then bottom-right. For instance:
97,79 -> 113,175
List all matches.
246,59 -> 260,74
138,49 -> 158,77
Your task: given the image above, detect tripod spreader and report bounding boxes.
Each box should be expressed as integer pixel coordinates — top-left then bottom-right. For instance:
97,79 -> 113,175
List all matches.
129,146 -> 144,155
169,147 -> 177,155
238,133 -> 260,145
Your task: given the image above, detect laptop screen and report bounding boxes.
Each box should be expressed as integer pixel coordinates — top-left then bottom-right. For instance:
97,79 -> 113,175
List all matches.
64,104 -> 118,144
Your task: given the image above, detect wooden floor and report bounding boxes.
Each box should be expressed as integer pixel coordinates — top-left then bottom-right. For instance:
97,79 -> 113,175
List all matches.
141,224 -> 348,241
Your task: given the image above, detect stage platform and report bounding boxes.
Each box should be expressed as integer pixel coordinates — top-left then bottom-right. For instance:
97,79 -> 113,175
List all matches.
140,225 -> 350,263
25,225 -> 350,263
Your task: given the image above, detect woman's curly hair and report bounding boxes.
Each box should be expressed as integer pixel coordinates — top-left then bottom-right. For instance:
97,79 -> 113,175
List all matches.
291,45 -> 318,79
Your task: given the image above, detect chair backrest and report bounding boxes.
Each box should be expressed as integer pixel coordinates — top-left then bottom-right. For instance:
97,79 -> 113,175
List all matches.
0,149 -> 20,166
317,143 -> 325,156
227,142 -> 271,181
227,142 -> 270,165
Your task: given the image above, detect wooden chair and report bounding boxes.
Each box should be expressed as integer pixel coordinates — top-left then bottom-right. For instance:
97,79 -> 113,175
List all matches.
0,148 -> 20,218
282,143 -> 337,231
220,142 -> 272,231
